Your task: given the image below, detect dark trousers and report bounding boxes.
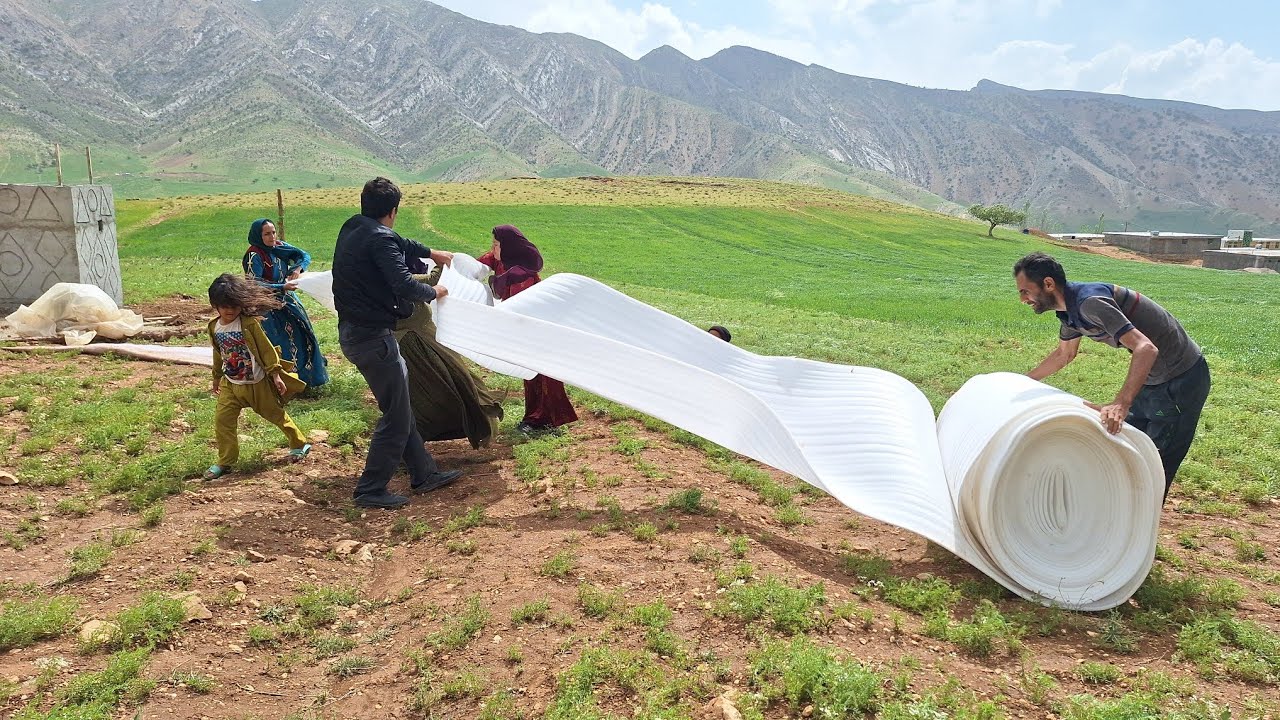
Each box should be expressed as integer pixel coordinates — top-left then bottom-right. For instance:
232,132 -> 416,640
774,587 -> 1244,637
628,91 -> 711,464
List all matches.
1127,356 -> 1211,500
339,323 -> 437,497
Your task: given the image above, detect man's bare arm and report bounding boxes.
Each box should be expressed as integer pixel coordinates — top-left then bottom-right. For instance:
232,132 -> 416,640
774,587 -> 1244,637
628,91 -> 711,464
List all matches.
1027,337 -> 1081,381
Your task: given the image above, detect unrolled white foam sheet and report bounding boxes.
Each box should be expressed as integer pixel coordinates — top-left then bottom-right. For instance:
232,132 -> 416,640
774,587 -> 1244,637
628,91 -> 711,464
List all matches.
435,273 -> 1165,611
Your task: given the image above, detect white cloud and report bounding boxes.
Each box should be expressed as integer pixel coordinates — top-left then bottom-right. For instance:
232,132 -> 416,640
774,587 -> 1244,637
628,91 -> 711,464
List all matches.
974,38 -> 1280,109
1111,39 -> 1280,109
431,0 -> 1280,109
524,0 -> 695,57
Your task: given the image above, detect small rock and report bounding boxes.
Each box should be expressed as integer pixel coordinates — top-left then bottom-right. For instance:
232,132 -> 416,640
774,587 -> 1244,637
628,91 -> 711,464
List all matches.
233,581 -> 248,595
802,705 -> 815,718
705,691 -> 742,720
308,429 -> 330,444
78,620 -> 120,644
355,544 -> 375,563
174,592 -> 213,621
228,644 -> 243,653
333,540 -> 361,556
34,657 -> 69,672
0,471 -> 18,486
246,550 -> 270,563
1085,630 -> 1098,638
234,570 -> 255,584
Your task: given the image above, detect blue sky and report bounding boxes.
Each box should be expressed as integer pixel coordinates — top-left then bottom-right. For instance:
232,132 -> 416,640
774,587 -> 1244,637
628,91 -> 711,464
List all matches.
435,0 -> 1280,110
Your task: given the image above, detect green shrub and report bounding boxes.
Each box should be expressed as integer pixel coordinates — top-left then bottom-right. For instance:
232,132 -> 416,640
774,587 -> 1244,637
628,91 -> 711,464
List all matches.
0,595 -> 79,650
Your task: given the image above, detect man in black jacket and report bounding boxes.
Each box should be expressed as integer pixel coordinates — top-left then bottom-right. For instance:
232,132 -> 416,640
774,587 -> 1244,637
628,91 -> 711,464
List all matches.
333,177 -> 463,509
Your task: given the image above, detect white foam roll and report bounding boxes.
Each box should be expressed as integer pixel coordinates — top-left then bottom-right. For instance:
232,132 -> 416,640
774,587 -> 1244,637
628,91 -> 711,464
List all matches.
938,373 -> 1164,609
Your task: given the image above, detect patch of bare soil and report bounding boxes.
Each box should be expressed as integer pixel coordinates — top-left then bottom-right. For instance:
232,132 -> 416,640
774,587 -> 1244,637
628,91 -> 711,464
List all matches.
1,356 -> 1277,718
124,294 -> 211,342
1051,240 -> 1204,267
658,179 -> 730,188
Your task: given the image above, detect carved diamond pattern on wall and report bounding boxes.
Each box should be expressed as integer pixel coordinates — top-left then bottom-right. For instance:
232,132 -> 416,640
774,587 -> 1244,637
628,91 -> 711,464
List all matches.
35,230 -> 68,267
39,270 -> 59,294
75,225 -> 123,303
0,232 -> 34,297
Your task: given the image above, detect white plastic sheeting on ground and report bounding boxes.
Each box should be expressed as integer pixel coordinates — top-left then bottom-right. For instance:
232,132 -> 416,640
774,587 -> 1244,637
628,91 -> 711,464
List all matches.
3,283 -> 144,344
425,272 -> 1164,610
1,343 -> 213,366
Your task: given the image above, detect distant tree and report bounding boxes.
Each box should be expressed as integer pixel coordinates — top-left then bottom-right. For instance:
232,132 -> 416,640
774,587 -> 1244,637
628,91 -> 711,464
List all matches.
968,204 -> 1027,237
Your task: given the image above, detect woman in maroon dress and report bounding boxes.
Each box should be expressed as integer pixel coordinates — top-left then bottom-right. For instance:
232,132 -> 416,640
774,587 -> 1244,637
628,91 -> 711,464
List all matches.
478,225 -> 578,435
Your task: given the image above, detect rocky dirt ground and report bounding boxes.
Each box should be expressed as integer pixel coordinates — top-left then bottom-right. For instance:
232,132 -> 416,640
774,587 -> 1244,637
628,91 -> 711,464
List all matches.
2,348 -> 1279,719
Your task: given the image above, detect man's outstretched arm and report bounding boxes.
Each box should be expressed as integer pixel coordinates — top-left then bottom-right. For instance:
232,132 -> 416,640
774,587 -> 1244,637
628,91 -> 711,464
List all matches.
1027,337 -> 1081,381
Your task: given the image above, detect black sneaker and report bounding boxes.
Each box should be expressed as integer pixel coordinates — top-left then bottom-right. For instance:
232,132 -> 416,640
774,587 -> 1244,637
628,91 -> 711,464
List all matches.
411,469 -> 463,494
353,491 -> 409,509
516,422 -> 556,437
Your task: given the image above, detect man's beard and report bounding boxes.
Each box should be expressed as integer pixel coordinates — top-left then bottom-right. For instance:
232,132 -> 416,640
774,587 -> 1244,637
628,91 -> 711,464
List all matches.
1031,293 -> 1054,314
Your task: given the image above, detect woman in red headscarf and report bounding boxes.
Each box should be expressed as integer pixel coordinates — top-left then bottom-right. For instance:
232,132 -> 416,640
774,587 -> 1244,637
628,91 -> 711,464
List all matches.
478,225 -> 578,435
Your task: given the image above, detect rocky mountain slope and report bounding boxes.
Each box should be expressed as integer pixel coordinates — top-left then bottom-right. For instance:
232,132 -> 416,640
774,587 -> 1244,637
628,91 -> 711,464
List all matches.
3,0 -> 1278,232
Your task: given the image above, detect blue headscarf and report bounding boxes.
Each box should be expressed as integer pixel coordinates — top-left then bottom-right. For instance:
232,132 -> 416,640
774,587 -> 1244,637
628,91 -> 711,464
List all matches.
243,218 -> 276,274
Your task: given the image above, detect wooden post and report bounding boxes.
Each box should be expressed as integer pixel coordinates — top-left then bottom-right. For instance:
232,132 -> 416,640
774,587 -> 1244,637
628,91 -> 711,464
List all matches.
276,189 -> 286,242
85,146 -> 94,184
55,144 -> 63,185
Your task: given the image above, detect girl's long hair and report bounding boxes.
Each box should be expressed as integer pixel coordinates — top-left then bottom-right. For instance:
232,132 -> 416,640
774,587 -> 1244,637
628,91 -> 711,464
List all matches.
208,273 -> 283,318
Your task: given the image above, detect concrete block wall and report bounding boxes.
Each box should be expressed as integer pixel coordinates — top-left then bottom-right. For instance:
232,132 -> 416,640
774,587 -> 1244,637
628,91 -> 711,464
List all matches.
1102,232 -> 1222,260
0,183 -> 122,308
1203,250 -> 1280,272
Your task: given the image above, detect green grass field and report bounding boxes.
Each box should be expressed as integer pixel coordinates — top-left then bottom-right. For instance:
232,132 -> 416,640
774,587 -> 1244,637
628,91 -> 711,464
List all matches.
5,176 -> 1279,720
116,177 -> 1280,510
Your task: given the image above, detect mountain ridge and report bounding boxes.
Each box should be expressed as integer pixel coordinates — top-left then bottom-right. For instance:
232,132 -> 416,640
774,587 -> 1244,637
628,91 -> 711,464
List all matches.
2,0 -> 1277,233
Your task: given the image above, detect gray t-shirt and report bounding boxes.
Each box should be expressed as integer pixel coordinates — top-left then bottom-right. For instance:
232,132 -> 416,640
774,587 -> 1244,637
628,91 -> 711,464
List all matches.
1057,282 -> 1202,385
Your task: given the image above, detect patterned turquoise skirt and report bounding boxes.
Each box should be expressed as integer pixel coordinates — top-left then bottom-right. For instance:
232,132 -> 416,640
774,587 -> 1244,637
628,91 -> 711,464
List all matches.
261,292 -> 328,388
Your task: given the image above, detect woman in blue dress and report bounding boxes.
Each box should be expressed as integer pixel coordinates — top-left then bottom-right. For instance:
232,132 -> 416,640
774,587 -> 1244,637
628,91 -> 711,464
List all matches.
241,218 -> 329,389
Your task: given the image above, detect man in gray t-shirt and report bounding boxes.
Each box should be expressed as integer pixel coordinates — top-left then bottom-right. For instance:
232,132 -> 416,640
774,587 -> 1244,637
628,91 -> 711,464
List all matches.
1013,252 -> 1211,500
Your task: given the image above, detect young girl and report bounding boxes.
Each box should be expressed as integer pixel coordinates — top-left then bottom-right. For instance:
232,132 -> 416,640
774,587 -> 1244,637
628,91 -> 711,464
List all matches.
478,225 -> 577,436
205,273 -> 310,480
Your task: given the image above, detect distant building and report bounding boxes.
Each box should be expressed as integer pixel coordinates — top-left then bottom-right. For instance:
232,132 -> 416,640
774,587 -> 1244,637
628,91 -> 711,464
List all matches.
1048,233 -> 1106,243
1102,231 -> 1222,261
1203,230 -> 1280,271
